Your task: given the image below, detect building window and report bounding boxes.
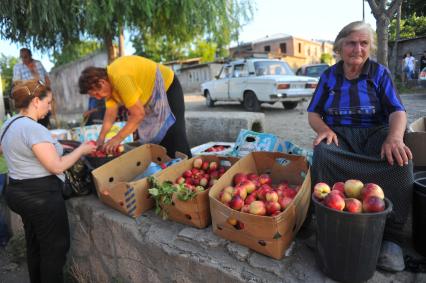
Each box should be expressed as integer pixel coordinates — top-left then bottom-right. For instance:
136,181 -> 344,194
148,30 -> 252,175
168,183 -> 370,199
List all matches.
298,43 -> 302,53
280,43 -> 287,53
264,45 -> 271,52
308,47 -> 311,56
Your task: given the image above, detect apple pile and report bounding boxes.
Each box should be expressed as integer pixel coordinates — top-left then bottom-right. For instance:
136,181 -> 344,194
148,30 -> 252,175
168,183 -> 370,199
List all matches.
313,180 -> 386,213
87,140 -> 124,158
217,172 -> 300,216
174,157 -> 229,193
204,145 -> 230,153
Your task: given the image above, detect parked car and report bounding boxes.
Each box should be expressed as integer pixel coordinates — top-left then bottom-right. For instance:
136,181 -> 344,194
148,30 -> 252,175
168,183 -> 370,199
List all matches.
200,58 -> 318,111
296,63 -> 329,79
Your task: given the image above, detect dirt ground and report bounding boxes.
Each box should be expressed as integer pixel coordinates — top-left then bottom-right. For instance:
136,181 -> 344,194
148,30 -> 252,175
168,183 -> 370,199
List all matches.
1,92 -> 425,283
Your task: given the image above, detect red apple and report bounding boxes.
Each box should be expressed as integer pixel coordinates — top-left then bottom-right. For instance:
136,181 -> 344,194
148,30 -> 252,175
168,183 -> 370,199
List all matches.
241,204 -> 251,213
233,186 -> 247,200
282,188 -> 297,199
247,173 -> 258,181
344,198 -> 362,213
183,170 -> 192,178
223,186 -> 234,195
249,201 -> 266,216
229,195 -> 244,210
332,182 -> 345,194
193,157 -> 203,169
265,201 -> 281,215
257,185 -> 272,201
233,173 -> 247,186
361,183 -> 384,200
313,182 -> 331,200
344,179 -> 364,199
323,193 -> 345,211
209,161 -> 218,172
176,176 -> 185,184
278,197 -> 293,210
329,189 -> 345,199
218,167 -> 226,174
244,194 -> 257,205
362,196 -> 385,213
239,180 -> 256,194
199,177 -> 208,187
201,161 -> 209,171
258,174 -> 272,185
265,191 -> 279,202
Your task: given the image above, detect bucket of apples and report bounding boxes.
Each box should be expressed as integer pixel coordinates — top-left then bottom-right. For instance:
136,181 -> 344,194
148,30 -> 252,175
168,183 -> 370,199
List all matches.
84,141 -> 125,169
312,179 -> 393,283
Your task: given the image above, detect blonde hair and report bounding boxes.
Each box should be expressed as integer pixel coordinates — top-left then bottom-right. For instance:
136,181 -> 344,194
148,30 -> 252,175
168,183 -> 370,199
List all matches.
333,21 -> 376,54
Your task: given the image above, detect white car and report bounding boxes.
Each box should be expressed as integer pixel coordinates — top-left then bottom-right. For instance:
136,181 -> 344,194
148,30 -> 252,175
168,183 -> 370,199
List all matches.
201,58 -> 318,111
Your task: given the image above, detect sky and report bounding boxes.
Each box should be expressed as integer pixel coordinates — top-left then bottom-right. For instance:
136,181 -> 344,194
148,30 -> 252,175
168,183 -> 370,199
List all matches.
0,0 -> 376,72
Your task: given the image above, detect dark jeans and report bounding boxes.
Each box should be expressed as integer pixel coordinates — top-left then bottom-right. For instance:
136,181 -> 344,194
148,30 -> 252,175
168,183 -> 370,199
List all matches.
5,175 -> 70,283
160,75 -> 192,158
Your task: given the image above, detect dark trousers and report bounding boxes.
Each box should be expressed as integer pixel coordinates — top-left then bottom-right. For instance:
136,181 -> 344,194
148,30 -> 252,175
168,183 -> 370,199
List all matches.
5,175 -> 70,283
160,75 -> 192,158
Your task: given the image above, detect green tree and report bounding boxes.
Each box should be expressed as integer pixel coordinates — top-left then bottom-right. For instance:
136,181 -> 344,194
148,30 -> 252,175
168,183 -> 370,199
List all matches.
52,41 -> 103,68
188,40 -> 218,63
389,14 -> 426,40
0,54 -> 18,95
0,0 -> 253,63
401,0 -> 426,18
320,53 -> 333,65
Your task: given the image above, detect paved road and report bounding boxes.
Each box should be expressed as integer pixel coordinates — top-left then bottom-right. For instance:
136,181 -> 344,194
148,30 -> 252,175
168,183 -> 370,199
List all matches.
185,92 -> 426,149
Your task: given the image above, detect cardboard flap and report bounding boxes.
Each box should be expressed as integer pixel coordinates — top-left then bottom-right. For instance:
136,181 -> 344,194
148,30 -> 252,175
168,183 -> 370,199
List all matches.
409,117 -> 426,132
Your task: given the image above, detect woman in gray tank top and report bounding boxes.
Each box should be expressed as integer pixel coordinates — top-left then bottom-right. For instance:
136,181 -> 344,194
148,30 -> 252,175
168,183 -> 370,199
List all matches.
0,80 -> 96,283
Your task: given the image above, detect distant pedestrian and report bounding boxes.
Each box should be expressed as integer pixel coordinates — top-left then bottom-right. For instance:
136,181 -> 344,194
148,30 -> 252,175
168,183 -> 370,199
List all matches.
402,51 -> 415,80
13,48 -> 52,128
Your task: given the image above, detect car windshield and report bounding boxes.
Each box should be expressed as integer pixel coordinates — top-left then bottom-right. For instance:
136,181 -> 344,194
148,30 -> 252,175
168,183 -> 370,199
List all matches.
254,61 -> 294,76
305,65 -> 328,77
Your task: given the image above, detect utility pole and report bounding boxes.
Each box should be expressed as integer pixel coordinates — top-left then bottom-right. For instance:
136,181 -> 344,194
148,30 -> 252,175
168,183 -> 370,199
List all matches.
362,0 -> 365,22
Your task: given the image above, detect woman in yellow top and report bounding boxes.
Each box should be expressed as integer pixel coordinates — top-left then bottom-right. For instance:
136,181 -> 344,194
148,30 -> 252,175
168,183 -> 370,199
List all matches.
78,55 -> 191,157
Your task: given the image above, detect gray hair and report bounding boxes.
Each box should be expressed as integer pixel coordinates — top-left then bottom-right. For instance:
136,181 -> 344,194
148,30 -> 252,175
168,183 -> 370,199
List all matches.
333,21 -> 376,54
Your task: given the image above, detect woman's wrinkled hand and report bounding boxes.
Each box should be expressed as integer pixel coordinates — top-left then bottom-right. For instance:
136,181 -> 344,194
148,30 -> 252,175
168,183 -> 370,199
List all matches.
102,136 -> 123,155
79,142 -> 97,155
313,128 -> 339,147
381,136 -> 412,166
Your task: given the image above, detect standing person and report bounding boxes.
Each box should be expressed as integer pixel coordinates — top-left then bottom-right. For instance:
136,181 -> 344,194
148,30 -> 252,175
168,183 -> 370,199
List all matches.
420,50 -> 426,73
83,97 -> 106,126
13,48 -> 52,128
403,51 -> 416,80
0,80 -> 96,283
307,21 -> 413,272
78,55 -> 192,158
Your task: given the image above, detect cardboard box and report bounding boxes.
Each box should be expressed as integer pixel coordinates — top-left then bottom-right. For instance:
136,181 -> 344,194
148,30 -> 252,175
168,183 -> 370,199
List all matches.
153,155 -> 239,228
70,122 -> 133,143
406,117 -> 426,167
209,152 -> 311,259
230,129 -> 286,158
191,142 -> 234,156
91,144 -> 187,218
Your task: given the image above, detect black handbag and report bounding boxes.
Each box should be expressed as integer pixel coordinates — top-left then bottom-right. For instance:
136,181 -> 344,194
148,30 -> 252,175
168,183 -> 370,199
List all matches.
61,154 -> 94,200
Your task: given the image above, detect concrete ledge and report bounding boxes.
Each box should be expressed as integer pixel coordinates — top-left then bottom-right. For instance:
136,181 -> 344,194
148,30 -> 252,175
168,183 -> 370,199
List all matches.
65,196 -> 421,283
185,111 -> 265,147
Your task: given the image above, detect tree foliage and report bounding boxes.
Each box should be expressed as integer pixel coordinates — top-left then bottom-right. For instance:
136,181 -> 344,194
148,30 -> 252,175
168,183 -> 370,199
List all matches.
389,14 -> 426,40
0,55 -> 18,95
401,0 -> 426,18
320,53 -> 333,65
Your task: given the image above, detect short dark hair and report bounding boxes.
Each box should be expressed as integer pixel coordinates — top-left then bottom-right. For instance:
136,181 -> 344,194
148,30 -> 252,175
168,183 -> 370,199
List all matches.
19,48 -> 32,58
12,80 -> 50,109
78,66 -> 108,94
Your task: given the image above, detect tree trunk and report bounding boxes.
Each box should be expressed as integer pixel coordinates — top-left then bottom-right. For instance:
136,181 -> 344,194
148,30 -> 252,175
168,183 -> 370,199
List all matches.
118,26 -> 125,57
104,34 -> 116,63
376,16 -> 390,66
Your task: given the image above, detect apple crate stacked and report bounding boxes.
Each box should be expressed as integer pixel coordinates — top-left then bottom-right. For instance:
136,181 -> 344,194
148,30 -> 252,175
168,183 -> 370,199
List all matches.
209,151 -> 311,259
149,155 -> 239,228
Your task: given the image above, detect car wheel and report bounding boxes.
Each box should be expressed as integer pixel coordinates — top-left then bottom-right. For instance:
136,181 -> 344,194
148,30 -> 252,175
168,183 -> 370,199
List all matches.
282,101 -> 298,110
205,91 -> 215,107
243,91 -> 261,112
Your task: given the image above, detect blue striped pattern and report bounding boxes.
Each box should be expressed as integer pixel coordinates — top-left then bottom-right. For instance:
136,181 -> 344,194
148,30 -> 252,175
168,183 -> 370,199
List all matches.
13,60 -> 48,83
124,187 -> 136,216
307,59 -> 405,128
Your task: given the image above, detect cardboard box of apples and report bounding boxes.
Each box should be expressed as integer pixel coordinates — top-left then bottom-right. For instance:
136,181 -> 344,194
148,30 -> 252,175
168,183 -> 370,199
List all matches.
313,180 -> 387,213
209,151 -> 311,259
149,155 -> 239,228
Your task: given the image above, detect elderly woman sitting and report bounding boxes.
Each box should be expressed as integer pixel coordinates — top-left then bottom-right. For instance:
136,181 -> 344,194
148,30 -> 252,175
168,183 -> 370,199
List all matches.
307,21 -> 413,272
